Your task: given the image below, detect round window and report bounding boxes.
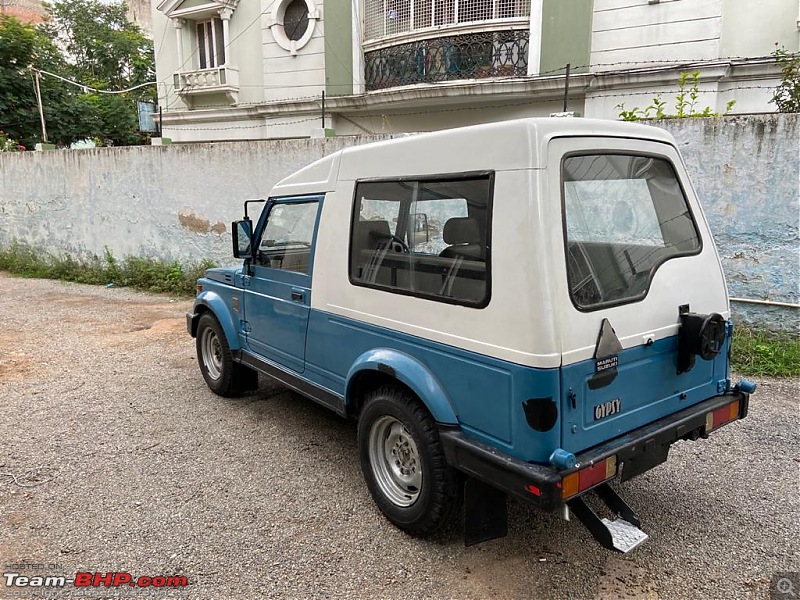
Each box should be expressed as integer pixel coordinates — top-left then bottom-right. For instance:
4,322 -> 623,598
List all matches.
270,0 -> 318,53
283,0 -> 309,41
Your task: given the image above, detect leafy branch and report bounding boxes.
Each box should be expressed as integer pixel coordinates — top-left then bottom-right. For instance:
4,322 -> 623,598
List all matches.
617,71 -> 736,122
0,130 -> 26,151
770,45 -> 800,113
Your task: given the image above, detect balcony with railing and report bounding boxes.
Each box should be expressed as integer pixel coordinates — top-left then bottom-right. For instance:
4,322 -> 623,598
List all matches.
172,66 -> 240,105
363,0 -> 530,91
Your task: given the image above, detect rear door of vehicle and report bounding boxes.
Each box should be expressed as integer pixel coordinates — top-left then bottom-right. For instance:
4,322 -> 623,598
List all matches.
547,137 -> 731,455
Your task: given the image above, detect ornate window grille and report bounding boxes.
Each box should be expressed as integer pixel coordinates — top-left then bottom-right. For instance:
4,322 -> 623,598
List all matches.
364,30 -> 529,90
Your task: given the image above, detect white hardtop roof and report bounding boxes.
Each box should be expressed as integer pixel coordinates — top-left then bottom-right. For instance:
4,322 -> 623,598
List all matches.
270,118 -> 677,197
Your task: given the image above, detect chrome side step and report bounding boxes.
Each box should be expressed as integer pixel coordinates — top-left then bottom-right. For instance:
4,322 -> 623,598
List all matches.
567,483 -> 649,553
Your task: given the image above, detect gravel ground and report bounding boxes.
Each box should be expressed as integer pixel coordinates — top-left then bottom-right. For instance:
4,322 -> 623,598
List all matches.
0,273 -> 797,600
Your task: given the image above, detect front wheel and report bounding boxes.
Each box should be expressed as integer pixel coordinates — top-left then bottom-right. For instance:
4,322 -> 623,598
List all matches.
195,313 -> 256,397
358,386 -> 460,536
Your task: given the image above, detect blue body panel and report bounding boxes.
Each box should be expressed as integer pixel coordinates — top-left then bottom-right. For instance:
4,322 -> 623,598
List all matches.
244,268 -> 311,373
345,348 -> 458,425
242,196 -> 323,374
196,279 -> 733,466
559,333 -> 731,454
303,310 -> 562,463
194,283 -> 243,350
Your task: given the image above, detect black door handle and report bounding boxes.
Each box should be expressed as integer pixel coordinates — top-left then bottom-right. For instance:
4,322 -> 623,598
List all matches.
291,290 -> 304,302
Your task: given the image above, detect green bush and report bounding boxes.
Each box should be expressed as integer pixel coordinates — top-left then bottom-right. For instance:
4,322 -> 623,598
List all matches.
0,242 -> 214,296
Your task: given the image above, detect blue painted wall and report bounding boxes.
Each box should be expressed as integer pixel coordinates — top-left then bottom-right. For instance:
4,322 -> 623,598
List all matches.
659,115 -> 799,334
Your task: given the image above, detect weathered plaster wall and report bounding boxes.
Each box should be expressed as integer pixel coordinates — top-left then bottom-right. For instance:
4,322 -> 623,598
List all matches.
1,116 -> 797,332
659,114 -> 799,333
0,136 -> 395,268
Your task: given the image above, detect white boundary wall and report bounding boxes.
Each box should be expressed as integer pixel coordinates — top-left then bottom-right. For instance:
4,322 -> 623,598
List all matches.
1,115 -> 796,331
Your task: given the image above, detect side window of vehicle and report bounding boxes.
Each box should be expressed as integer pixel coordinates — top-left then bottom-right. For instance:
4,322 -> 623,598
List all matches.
256,201 -> 319,274
349,175 -> 492,306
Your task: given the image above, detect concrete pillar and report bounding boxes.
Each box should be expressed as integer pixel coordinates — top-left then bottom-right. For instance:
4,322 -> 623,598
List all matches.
174,18 -> 184,67
220,8 -> 233,65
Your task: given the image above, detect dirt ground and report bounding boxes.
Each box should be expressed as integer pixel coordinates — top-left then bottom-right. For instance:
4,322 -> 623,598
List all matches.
1,273 -> 798,600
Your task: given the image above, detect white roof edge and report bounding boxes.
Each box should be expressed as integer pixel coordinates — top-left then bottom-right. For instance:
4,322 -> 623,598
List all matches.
270,118 -> 677,195
271,152 -> 342,196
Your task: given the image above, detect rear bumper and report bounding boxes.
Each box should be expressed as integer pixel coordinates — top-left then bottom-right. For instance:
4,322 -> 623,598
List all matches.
440,391 -> 750,511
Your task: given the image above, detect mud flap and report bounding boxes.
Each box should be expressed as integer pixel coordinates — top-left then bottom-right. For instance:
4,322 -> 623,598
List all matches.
567,483 -> 648,553
464,478 -> 508,546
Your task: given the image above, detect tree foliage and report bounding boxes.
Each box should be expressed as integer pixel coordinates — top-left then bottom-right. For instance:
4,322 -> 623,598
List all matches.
45,0 -> 154,90
0,15 -> 85,147
770,46 -> 800,114
0,1 -> 155,148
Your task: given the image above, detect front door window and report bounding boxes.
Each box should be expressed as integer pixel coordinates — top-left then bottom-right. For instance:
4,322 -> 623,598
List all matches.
257,201 -> 319,273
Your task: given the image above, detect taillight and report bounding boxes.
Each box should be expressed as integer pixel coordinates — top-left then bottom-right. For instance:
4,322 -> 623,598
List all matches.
561,455 -> 617,501
196,283 -> 203,294
706,400 -> 740,433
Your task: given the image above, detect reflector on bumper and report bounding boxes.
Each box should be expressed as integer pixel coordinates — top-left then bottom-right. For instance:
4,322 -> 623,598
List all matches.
562,455 -> 618,500
706,400 -> 740,433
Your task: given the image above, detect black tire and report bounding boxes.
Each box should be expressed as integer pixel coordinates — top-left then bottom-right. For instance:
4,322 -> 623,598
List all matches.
357,385 -> 461,536
195,313 -> 257,397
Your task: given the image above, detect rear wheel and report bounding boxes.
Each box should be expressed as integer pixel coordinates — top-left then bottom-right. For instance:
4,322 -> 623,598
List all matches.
196,313 -> 257,397
358,386 -> 460,536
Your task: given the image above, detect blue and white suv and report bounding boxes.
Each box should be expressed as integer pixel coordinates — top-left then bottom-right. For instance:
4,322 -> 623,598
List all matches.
187,119 -> 755,553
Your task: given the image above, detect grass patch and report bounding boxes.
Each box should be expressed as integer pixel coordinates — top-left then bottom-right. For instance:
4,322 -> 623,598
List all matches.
0,242 -> 215,297
731,327 -> 800,378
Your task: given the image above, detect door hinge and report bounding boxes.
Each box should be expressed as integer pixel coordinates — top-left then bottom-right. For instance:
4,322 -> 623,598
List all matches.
240,320 -> 251,333
568,389 -> 577,410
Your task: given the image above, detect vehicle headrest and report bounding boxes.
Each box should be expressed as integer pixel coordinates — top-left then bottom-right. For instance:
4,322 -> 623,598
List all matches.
360,220 -> 392,244
443,217 -> 480,245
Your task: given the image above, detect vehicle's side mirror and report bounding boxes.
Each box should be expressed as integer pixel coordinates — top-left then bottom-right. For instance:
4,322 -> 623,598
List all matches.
232,219 -> 253,258
412,213 -> 429,245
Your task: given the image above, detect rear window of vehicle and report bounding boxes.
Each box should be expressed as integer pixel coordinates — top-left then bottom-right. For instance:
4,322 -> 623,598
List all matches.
562,154 -> 701,310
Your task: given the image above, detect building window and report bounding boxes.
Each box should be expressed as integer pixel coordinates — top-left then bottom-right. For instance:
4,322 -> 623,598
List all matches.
197,18 -> 225,69
364,0 -> 530,41
270,0 -> 320,53
283,0 -> 310,41
349,175 -> 493,307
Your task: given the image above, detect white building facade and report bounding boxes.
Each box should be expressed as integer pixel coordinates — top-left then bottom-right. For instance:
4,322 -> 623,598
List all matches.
151,0 -> 800,142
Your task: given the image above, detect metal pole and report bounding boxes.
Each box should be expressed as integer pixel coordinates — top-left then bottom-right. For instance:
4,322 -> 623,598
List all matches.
563,63 -> 571,113
730,297 -> 800,309
158,106 -> 163,138
321,90 -> 326,129
33,70 -> 48,144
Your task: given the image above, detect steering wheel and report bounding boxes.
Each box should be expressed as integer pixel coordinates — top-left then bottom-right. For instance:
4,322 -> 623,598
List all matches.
388,235 -> 410,253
